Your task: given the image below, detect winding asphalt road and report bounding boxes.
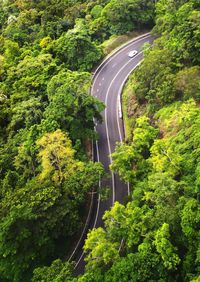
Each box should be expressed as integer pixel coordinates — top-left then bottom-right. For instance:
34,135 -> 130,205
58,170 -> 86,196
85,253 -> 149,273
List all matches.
73,33 -> 153,274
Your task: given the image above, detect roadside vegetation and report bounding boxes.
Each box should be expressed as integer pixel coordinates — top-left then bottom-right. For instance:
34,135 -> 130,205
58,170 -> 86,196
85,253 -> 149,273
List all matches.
0,0 -> 199,281
0,0 -> 155,281
79,1 -> 200,281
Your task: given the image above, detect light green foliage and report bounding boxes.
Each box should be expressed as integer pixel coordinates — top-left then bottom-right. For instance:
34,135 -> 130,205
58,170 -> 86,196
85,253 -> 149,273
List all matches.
174,66 -> 200,101
0,130 -> 104,280
80,1 -> 200,281
181,198 -> 200,242
53,19 -> 103,71
133,116 -> 158,152
154,1 -> 200,64
13,125 -> 40,180
150,139 -> 182,176
125,0 -> 200,113
4,39 -> 20,64
154,223 -> 180,270
32,259 -> 74,282
190,276 -> 200,282
155,100 -> 200,184
111,142 -> 140,182
101,0 -> 154,35
84,227 -> 120,269
37,130 -> 76,183
0,54 -> 5,78
43,70 -> 104,142
103,201 -> 127,241
90,5 -> 103,19
0,0 -> 199,281
82,99 -> 200,281
111,116 -> 158,182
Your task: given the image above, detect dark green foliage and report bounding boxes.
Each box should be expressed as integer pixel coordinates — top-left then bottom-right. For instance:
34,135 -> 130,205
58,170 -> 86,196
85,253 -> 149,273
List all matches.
133,47 -> 177,108
111,116 -> 158,183
1,0 -> 198,281
43,70 -> 104,144
87,0 -> 155,41
101,0 -> 154,35
174,66 -> 200,101
74,1 -> 200,281
81,100 -> 200,282
32,259 -> 74,282
154,0 -> 200,64
126,0 -> 200,113
0,129 -> 104,281
0,0 -> 109,280
52,20 -> 103,71
104,251 -> 168,282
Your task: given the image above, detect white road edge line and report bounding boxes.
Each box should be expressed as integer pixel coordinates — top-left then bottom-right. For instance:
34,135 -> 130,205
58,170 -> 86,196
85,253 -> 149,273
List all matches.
74,251 -> 84,269
73,35 -> 149,269
127,182 -> 130,196
71,136 -> 101,266
116,61 -> 141,143
93,133 -> 101,228
116,62 -> 142,255
68,186 -> 94,262
91,33 -> 151,94
74,140 -> 101,270
105,51 -> 143,205
73,116 -> 101,270
116,62 -> 142,197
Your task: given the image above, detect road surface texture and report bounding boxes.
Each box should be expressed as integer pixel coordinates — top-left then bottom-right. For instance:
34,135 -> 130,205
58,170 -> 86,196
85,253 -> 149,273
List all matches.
73,33 -> 153,274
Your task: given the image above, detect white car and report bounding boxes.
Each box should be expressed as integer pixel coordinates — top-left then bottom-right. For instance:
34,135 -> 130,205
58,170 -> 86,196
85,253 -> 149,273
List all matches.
128,50 -> 138,58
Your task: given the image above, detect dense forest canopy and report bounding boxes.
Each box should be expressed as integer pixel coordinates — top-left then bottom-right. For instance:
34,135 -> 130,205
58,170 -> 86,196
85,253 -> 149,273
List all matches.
0,0 -> 155,281
77,0 -> 200,281
0,0 -> 199,281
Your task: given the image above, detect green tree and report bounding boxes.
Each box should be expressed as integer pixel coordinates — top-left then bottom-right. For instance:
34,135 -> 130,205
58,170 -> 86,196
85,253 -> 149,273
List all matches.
43,70 -> 104,143
104,248 -> 168,282
111,116 -> 157,183
37,129 -> 76,184
5,53 -> 58,104
154,223 -> 180,270
84,227 -> 120,270
101,0 -> 155,35
53,19 -> 102,71
32,259 -> 74,282
9,97 -> 43,133
175,66 -> 200,101
90,5 -> 103,19
4,39 -> 20,64
0,124 -> 104,281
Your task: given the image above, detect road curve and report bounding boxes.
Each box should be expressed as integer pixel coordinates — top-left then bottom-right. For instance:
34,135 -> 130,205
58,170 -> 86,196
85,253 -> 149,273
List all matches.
74,33 -> 153,274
